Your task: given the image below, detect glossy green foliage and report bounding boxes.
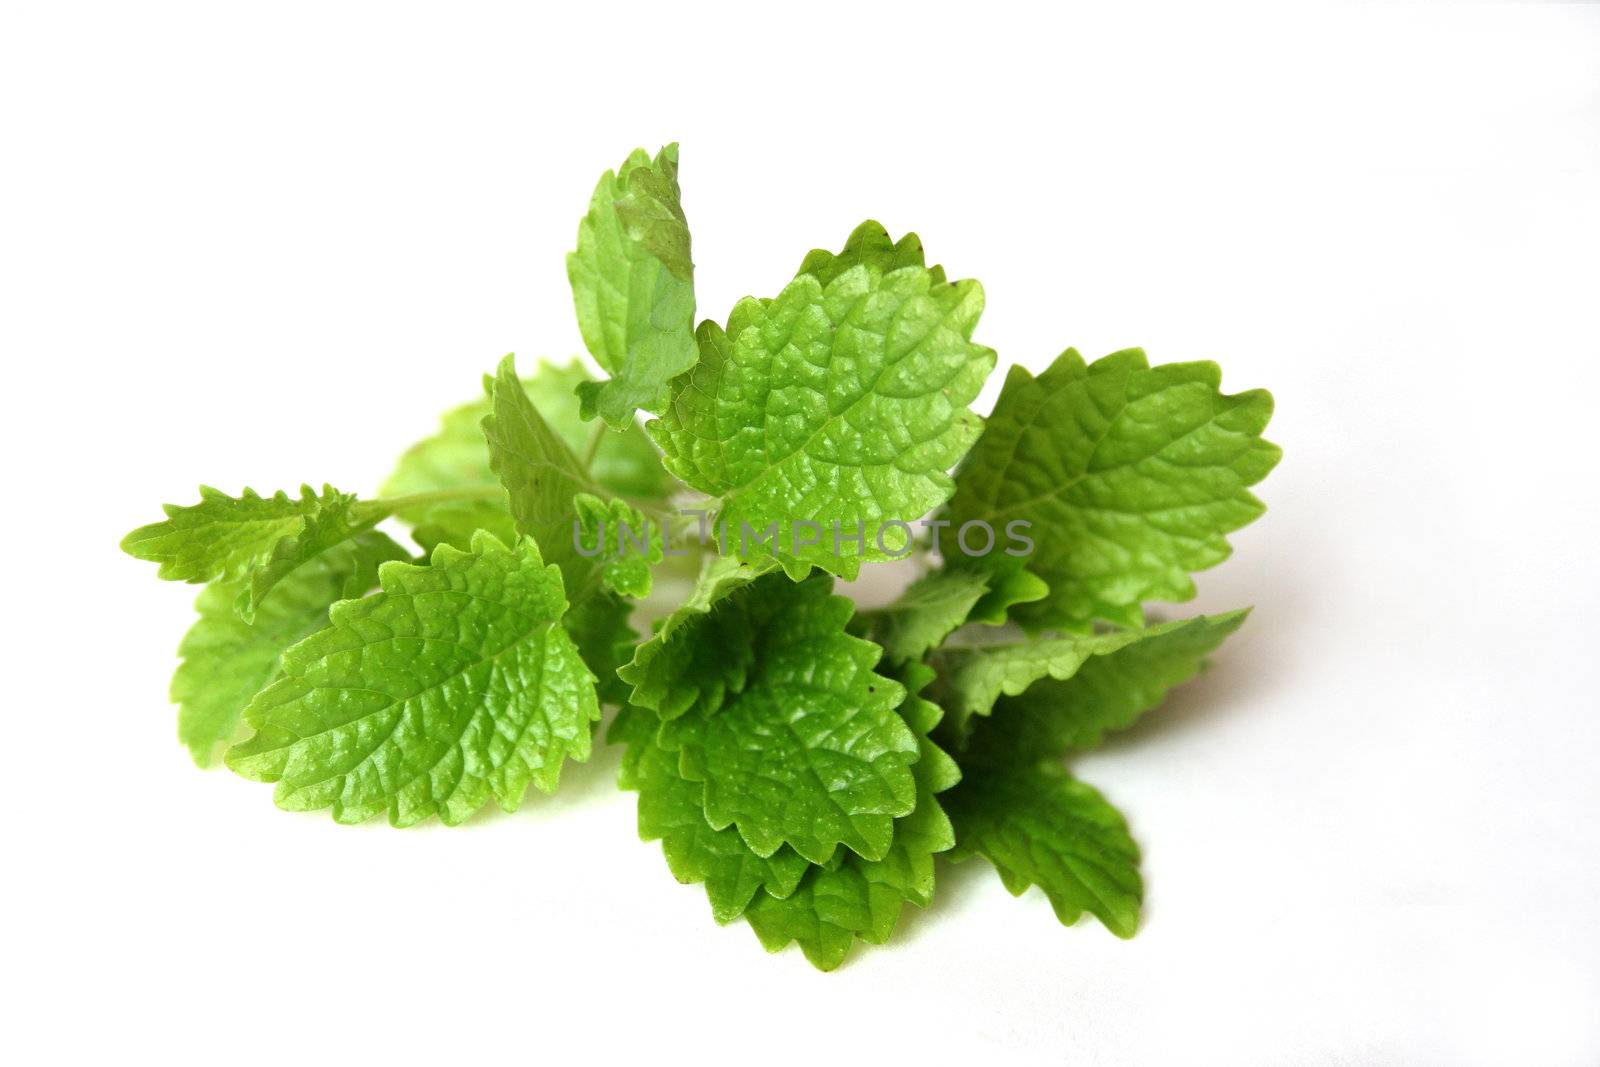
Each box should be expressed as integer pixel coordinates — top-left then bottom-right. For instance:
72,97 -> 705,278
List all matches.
381,358 -> 671,551
853,568 -> 992,666
946,762 -> 1142,937
573,492 -> 662,598
612,705 -> 812,924
960,610 -> 1250,765
742,663 -> 961,969
227,533 -> 599,826
482,354 -> 607,594
932,611 -> 1251,737
617,554 -> 775,720
655,574 -> 917,864
121,142 -> 1280,971
650,225 -> 995,578
172,532 -> 406,765
568,144 -> 698,426
945,348 -> 1279,630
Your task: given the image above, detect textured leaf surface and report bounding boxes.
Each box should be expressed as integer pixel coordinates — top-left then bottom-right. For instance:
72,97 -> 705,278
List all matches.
568,144 -> 698,426
226,532 -> 599,826
650,228 -> 995,578
854,568 -> 991,666
797,220 -> 938,286
617,554 -> 777,720
964,610 -> 1249,764
121,484 -> 395,621
573,493 -> 662,598
935,611 -> 1250,737
482,355 -> 606,593
518,362 -> 676,500
742,663 -> 960,970
947,762 -> 1142,937
612,706 -> 811,923
122,485 -> 353,587
172,533 -> 406,765
655,574 -> 917,864
381,358 -> 672,544
235,489 -> 382,621
742,787 -> 950,969
945,348 -> 1279,629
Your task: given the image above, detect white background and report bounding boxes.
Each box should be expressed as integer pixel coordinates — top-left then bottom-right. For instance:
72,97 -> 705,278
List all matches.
4,2 -> 1598,1063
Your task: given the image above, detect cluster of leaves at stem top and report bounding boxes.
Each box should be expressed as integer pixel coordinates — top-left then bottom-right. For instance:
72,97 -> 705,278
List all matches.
120,144 -> 1280,969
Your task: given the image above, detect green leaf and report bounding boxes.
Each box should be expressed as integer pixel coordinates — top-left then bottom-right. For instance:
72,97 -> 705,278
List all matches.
225,531 -> 599,826
567,144 -> 698,427
613,660 -> 960,965
573,492 -> 662,599
120,485 -> 399,621
380,358 -> 673,545
742,663 -> 960,970
742,788 -> 950,970
401,498 -> 518,557
525,360 -> 677,500
945,348 -> 1279,630
655,573 -> 918,864
478,367 -> 663,699
172,532 -> 407,766
122,485 -> 355,587
853,568 -> 992,666
611,705 -> 811,923
650,226 -> 995,579
381,397 -> 504,500
797,219 -> 939,287
966,567 -> 1049,625
934,611 -> 1250,738
379,387 -> 516,552
617,554 -> 777,720
562,590 -> 638,706
946,762 -> 1142,938
849,565 -> 1047,660
234,488 -> 384,621
482,354 -> 606,594
964,609 -> 1250,764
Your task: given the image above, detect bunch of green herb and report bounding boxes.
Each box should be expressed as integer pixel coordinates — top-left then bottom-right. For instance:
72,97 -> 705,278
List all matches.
123,144 -> 1279,969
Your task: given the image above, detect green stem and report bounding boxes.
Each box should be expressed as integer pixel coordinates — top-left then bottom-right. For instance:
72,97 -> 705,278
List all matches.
361,485 -> 506,516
